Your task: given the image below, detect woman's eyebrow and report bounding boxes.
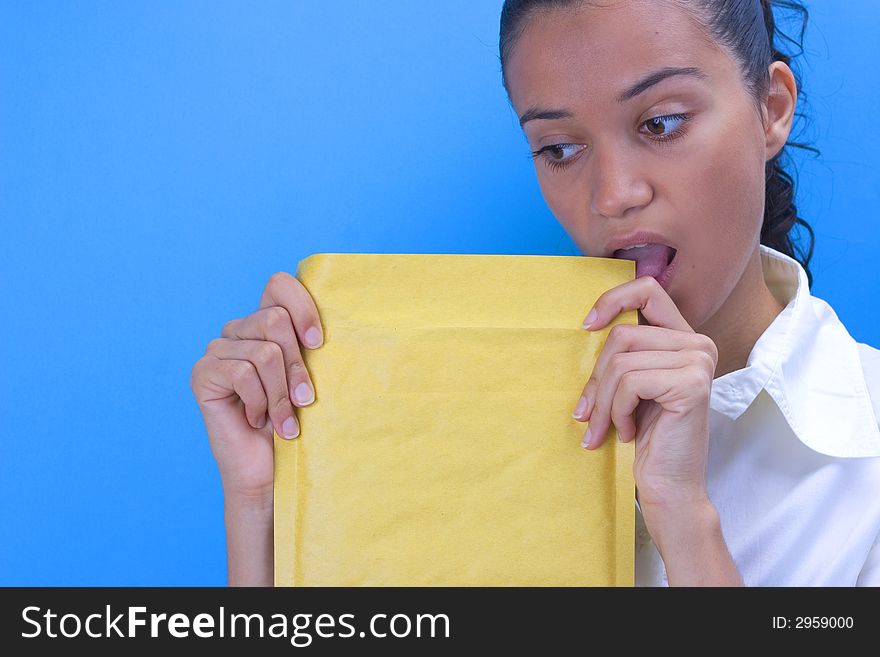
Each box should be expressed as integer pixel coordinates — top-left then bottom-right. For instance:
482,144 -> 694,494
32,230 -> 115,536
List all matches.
617,65 -> 708,102
518,66 -> 708,128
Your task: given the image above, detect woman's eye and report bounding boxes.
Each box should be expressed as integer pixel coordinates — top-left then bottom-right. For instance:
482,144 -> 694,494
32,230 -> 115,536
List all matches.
530,143 -> 586,172
529,113 -> 692,173
641,113 -> 691,142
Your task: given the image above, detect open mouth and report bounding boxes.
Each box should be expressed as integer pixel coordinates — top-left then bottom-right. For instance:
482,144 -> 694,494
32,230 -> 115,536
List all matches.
612,243 -> 678,288
612,243 -> 675,267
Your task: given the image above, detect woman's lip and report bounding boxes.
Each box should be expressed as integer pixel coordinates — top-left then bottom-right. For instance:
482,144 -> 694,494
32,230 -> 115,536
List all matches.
605,232 -> 677,256
610,243 -> 677,262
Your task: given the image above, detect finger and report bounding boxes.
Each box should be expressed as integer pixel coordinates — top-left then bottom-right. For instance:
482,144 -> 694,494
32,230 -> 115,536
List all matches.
207,337 -> 300,439
573,325 -> 714,421
260,271 -> 324,350
609,362 -> 712,445
202,355 -> 271,431
582,275 -> 692,333
221,305 -> 316,408
608,368 -> 685,444
581,350 -> 692,449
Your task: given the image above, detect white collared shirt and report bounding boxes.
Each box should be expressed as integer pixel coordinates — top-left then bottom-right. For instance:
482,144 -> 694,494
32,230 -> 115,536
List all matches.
634,244 -> 880,586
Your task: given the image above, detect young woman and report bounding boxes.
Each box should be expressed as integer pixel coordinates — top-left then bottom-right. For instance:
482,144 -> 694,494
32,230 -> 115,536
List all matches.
190,0 -> 880,586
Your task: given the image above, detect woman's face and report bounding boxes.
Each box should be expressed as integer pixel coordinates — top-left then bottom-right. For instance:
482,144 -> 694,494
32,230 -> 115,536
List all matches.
504,0 -> 786,329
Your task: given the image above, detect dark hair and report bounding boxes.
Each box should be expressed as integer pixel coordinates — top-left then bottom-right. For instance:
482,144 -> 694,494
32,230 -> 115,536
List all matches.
499,0 -> 817,289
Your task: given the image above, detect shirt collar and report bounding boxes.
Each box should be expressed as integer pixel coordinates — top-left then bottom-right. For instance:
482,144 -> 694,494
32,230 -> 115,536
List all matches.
710,244 -> 880,457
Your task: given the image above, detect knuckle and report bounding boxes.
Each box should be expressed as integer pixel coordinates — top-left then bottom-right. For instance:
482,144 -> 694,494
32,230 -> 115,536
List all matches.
206,337 -> 224,353
704,336 -> 720,364
229,359 -> 254,381
271,393 -> 293,414
254,340 -> 283,368
606,323 -> 629,347
263,305 -> 290,334
220,318 -> 239,337
693,332 -> 717,357
268,270 -> 296,292
608,351 -> 627,376
694,349 -> 716,372
287,353 -> 306,373
189,360 -> 203,389
643,275 -> 662,292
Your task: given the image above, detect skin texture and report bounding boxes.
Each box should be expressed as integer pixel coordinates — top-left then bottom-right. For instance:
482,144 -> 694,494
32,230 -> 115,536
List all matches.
503,0 -> 798,585
191,0 -> 798,586
191,272 -> 325,586
505,0 -> 794,377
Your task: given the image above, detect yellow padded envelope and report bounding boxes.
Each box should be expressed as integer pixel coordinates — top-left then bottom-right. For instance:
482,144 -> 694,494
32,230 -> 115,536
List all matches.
274,253 -> 636,586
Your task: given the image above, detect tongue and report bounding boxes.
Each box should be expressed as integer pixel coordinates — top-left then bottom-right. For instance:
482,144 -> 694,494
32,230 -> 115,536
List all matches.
612,243 -> 674,279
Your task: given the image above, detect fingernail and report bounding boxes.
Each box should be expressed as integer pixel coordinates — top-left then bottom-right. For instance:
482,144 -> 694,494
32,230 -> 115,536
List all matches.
582,308 -> 598,329
282,416 -> 299,439
294,381 -> 315,405
304,326 -> 323,348
580,427 -> 592,449
573,395 -> 588,419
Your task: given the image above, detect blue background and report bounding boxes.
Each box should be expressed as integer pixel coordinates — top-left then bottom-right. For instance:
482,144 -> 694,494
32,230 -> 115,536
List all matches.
1,1 -> 878,585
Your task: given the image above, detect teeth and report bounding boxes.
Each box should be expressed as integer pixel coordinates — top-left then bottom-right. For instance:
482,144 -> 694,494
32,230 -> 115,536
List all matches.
620,243 -> 650,250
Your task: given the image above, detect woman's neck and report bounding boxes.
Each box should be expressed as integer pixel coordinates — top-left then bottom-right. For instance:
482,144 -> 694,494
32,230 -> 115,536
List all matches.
696,246 -> 786,379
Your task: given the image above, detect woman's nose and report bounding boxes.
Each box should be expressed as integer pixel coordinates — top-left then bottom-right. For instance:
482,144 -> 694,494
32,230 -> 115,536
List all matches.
589,144 -> 653,219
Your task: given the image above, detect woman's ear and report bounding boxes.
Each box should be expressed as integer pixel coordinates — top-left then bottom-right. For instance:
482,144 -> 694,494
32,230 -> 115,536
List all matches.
763,61 -> 798,161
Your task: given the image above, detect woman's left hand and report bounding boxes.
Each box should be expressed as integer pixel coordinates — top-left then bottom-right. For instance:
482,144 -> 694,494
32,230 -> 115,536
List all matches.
572,275 -> 719,510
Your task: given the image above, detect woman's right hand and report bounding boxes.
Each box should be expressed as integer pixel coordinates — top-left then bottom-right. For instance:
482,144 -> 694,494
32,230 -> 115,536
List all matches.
190,271 -> 324,501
